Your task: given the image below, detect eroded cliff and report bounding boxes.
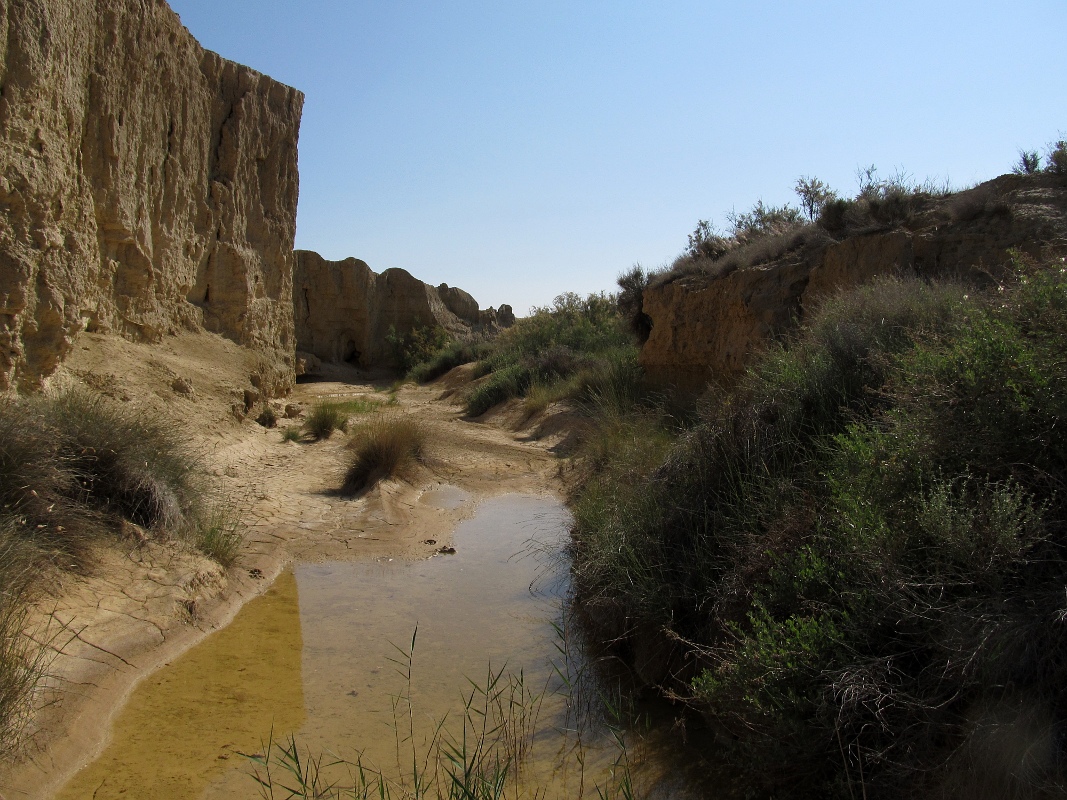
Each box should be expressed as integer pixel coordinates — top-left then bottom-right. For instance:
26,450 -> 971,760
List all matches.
294,249 -> 507,370
640,174 -> 1067,390
0,0 -> 302,392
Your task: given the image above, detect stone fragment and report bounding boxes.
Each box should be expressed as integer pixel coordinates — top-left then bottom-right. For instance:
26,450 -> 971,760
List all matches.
171,377 -> 194,395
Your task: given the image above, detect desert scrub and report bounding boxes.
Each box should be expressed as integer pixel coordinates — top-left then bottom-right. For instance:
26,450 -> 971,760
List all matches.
386,322 -> 451,375
406,337 -> 492,384
0,388 -> 208,571
343,415 -> 427,494
463,292 -> 641,416
567,266 -> 1067,796
304,398 -> 380,440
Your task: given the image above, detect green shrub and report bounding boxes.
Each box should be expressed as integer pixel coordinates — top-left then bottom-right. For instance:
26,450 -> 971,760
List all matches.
386,323 -> 451,375
1046,139 -> 1067,175
281,426 -> 303,443
407,338 -> 491,384
460,291 -> 642,417
343,416 -> 426,493
465,363 -> 532,417
566,266 -> 1067,796
1014,149 -> 1042,175
615,265 -> 653,343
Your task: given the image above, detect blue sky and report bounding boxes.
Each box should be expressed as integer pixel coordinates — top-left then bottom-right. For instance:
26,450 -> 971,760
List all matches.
168,1 -> 1065,313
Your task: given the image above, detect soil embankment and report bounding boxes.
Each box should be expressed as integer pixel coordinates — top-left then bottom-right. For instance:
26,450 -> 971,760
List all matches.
0,330 -> 561,800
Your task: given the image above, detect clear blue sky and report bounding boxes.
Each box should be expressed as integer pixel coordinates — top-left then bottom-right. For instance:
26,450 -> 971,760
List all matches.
168,0 -> 1065,314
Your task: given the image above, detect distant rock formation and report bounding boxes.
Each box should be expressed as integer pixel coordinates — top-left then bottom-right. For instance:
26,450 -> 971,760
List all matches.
639,174 -> 1067,391
0,0 -> 303,392
294,250 -> 506,370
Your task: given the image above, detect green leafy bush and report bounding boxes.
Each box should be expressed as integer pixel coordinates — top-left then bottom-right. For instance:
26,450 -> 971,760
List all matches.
407,338 -> 492,384
386,323 -> 451,375
462,292 -> 642,417
571,262 -> 1067,796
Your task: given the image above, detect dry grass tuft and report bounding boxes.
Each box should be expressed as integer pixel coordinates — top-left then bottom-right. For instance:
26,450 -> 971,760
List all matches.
343,416 -> 427,494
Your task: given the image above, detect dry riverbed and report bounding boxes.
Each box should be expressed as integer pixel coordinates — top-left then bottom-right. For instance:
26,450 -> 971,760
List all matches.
0,331 -> 566,800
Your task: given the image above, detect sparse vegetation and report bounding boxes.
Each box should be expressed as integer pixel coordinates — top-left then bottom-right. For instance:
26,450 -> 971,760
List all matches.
461,292 -> 644,418
569,258 -> 1067,797
0,388 -> 242,756
246,630 -> 637,799
281,425 -> 303,443
1047,138 -> 1067,175
1014,148 -> 1042,175
255,404 -> 278,428
658,163 -> 959,287
343,415 -> 427,494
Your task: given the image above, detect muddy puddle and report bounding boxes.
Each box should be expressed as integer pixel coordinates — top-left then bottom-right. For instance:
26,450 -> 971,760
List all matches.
54,493 -> 700,799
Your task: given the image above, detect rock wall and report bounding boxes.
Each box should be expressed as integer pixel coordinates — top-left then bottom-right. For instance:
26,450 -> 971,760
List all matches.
294,250 -> 502,369
0,0 -> 303,392
640,174 -> 1067,391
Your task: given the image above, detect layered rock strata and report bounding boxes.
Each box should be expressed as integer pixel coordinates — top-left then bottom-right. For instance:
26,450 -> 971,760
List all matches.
294,250 -> 506,369
0,0 -> 303,392
640,174 -> 1067,391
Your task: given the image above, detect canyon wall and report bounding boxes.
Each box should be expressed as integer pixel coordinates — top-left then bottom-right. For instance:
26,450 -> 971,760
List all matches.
640,174 -> 1067,391
0,0 -> 303,392
294,250 -> 508,370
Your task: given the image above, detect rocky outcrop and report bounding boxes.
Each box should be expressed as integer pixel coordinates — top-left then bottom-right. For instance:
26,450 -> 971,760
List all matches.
295,250 -> 499,369
0,0 -> 303,392
640,174 -> 1067,391
437,284 -> 479,324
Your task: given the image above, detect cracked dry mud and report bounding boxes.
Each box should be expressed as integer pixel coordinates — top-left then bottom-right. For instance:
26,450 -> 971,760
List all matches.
0,332 -> 563,800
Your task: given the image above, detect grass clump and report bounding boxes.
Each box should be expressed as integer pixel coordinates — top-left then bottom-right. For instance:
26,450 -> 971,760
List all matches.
343,415 -> 427,494
195,505 -> 243,568
570,260 -> 1067,797
0,387 -> 240,756
305,398 -> 381,440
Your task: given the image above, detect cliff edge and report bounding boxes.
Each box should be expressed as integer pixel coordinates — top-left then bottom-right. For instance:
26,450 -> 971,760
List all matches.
640,173 -> 1067,390
0,0 -> 303,392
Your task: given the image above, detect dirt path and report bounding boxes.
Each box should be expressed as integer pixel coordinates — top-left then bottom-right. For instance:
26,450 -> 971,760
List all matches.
0,341 -> 564,800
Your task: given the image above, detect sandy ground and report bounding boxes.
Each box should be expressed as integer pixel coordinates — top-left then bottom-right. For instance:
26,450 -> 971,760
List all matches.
0,330 -> 569,800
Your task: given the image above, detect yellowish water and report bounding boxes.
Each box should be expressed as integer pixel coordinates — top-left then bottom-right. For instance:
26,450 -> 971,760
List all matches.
53,494 -> 699,799
55,570 -> 305,800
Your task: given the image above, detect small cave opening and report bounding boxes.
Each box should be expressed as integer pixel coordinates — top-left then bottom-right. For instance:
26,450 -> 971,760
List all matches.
342,340 -> 360,364
203,284 -> 210,303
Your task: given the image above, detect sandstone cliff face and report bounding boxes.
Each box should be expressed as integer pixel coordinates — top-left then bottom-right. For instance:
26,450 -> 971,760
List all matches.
295,250 -> 490,369
0,0 -> 303,392
640,174 -> 1067,390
